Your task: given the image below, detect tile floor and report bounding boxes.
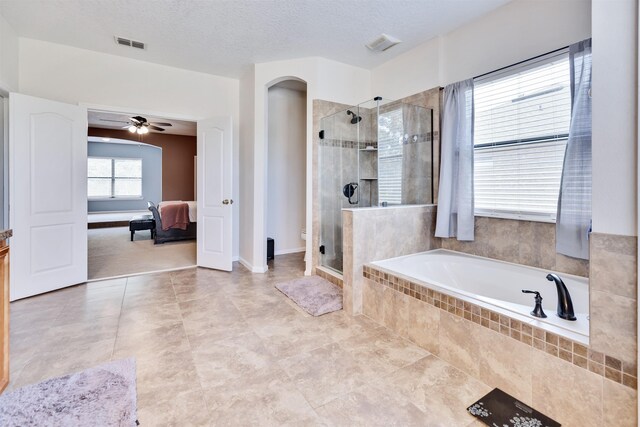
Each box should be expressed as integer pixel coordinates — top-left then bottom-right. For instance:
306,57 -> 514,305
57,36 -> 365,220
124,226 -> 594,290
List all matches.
9,253 -> 489,426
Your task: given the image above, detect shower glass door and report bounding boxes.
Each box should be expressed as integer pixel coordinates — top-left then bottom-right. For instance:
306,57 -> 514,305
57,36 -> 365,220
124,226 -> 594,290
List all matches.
318,98 -> 433,275
318,107 -> 361,273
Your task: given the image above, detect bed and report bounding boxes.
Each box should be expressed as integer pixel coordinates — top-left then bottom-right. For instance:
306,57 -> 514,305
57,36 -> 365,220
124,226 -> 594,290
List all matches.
147,201 -> 197,244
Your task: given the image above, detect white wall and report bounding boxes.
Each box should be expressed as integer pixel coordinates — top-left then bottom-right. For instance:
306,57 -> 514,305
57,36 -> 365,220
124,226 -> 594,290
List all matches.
18,38 -> 242,258
239,67 -> 256,268
267,86 -> 306,254
371,0 -> 592,100
244,57 -> 371,274
440,0 -> 591,86
371,37 -> 441,101
591,0 -> 638,236
0,13 -> 18,92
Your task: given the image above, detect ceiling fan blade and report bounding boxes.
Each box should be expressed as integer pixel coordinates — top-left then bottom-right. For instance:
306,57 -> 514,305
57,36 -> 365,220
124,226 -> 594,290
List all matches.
150,122 -> 172,127
121,125 -> 132,129
129,116 -> 142,124
149,125 -> 165,131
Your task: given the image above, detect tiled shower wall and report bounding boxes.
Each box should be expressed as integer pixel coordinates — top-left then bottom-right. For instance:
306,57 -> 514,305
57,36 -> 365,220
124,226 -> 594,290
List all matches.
313,88 -> 442,275
399,88 -> 442,203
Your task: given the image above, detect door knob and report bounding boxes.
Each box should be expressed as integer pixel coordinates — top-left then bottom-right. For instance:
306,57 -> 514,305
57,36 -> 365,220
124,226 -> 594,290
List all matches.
222,199 -> 233,205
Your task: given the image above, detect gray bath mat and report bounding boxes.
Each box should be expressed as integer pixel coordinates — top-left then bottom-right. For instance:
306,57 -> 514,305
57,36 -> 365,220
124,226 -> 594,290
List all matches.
0,358 -> 137,427
276,276 -> 343,316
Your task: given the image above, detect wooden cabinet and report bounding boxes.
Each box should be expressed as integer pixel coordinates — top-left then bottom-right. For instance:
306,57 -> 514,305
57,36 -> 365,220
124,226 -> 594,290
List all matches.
0,240 -> 9,394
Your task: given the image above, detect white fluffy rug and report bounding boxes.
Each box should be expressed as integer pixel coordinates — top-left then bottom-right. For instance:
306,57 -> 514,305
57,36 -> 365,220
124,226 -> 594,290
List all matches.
276,276 -> 343,316
0,359 -> 137,426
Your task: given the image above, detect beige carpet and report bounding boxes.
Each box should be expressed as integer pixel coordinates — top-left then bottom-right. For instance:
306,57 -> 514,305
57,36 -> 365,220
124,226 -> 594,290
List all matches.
88,226 -> 196,280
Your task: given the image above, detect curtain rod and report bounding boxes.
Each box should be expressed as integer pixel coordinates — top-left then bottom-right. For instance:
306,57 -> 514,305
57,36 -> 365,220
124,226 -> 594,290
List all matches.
473,45 -> 570,81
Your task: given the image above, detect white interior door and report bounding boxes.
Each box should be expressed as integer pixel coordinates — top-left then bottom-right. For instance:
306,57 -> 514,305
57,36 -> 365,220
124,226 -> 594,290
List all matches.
197,117 -> 233,271
10,93 -> 88,301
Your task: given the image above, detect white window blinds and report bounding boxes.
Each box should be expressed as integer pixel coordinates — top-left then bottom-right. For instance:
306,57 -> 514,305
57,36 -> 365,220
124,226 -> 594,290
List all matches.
88,157 -> 142,198
473,50 -> 571,221
377,108 -> 404,205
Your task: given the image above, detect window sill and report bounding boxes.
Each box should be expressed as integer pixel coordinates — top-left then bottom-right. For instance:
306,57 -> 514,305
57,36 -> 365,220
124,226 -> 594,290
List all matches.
474,211 -> 556,224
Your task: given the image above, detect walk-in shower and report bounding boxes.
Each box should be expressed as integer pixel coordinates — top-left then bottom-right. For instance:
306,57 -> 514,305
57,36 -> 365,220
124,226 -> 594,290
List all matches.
318,97 -> 434,273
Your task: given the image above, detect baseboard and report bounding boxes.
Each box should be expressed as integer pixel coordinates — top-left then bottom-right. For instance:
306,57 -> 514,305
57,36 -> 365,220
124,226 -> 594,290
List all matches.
238,257 -> 252,271
274,247 -> 306,256
239,257 -> 269,273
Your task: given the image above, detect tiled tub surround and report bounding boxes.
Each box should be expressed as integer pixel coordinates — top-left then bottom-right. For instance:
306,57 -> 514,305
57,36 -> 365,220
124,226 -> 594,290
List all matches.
372,249 -> 590,343
362,263 -> 638,426
589,233 -> 638,369
342,205 -> 439,315
441,216 -> 590,278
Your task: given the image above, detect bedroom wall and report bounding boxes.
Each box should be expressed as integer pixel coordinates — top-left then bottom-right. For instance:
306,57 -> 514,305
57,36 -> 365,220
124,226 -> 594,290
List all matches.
87,140 -> 162,212
89,127 -> 197,203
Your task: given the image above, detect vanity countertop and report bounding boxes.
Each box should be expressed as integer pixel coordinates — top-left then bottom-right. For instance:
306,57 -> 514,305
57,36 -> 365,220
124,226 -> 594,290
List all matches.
0,230 -> 12,240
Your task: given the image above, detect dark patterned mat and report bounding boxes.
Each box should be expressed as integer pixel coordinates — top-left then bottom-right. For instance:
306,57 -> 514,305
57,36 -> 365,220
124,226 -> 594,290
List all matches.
468,388 -> 560,427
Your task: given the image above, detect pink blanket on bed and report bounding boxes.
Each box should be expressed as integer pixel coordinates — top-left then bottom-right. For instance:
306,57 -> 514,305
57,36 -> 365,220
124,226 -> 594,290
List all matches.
160,202 -> 190,231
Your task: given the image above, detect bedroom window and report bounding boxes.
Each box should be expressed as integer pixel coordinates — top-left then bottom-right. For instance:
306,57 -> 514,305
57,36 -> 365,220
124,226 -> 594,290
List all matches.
88,157 -> 142,199
473,49 -> 571,222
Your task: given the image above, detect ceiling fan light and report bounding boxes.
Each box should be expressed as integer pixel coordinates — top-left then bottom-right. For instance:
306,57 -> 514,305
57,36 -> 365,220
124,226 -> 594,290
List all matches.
141,127 -> 149,134
128,125 -> 137,133
136,127 -> 144,134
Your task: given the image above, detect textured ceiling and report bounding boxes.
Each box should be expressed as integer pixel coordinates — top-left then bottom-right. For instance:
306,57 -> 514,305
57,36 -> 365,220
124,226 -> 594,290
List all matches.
0,0 -> 511,78
88,110 -> 196,136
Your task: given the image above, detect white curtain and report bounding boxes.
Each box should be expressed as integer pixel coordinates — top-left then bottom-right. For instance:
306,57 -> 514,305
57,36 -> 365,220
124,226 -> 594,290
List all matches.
435,79 -> 475,241
556,39 -> 592,259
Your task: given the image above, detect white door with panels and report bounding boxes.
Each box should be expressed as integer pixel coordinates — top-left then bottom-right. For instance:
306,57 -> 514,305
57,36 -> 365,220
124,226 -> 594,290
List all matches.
196,117 -> 233,271
10,93 -> 88,300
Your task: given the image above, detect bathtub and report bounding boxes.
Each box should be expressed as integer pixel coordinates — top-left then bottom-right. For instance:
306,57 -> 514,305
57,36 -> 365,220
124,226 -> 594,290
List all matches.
371,249 -> 589,344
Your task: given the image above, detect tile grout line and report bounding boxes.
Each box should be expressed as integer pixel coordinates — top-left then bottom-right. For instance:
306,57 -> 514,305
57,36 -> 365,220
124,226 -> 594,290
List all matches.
109,276 -> 129,361
169,269 -> 216,421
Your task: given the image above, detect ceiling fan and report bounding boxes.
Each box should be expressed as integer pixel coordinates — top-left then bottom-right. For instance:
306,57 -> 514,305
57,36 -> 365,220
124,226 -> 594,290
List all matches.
123,116 -> 172,134
99,115 -> 172,134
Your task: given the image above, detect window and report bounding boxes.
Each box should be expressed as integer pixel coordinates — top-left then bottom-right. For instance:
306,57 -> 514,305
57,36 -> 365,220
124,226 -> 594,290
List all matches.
473,50 -> 571,221
88,157 -> 142,198
378,108 -> 404,205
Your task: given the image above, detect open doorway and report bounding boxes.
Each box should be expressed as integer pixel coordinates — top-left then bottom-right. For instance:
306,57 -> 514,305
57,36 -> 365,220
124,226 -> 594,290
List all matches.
86,110 -> 197,280
266,80 -> 307,268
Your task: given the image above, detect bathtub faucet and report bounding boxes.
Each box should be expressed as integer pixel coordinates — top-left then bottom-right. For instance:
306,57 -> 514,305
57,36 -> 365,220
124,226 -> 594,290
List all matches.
546,273 -> 576,321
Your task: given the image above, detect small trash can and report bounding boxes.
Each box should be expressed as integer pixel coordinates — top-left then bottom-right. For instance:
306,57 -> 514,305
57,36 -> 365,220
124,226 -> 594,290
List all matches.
267,238 -> 275,261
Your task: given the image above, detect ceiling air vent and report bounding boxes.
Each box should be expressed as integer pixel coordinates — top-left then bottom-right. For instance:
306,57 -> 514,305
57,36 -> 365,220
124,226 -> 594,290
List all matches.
366,33 -> 401,52
114,36 -> 145,50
